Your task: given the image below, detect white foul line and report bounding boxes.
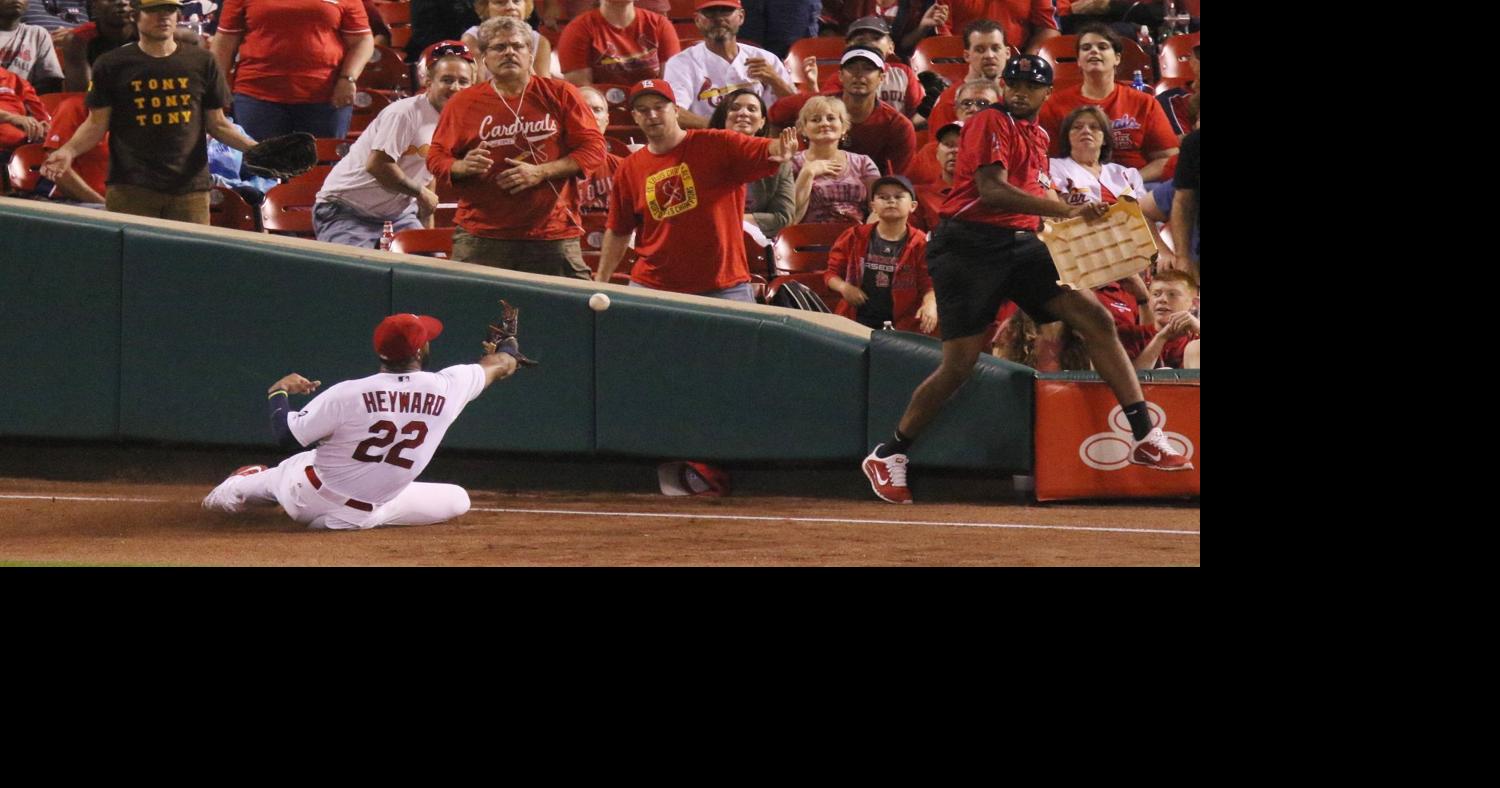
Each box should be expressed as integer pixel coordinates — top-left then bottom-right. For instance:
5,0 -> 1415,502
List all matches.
470,507 -> 1199,537
0,494 -> 1198,536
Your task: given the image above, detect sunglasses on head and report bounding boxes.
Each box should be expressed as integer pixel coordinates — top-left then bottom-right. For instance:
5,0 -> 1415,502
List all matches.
427,42 -> 475,68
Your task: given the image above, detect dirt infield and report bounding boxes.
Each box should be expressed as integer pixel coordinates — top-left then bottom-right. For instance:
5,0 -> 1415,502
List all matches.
0,442 -> 1199,566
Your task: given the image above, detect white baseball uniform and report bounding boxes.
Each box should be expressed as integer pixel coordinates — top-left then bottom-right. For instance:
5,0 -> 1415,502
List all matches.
662,41 -> 793,121
217,364 -> 487,530
1048,157 -> 1145,206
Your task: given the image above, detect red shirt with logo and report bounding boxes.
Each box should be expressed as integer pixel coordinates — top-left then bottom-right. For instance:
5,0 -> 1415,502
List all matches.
1119,322 -> 1195,368
607,129 -> 778,293
215,0 -> 372,104
941,105 -> 1050,230
576,150 -> 622,213
1037,81 -> 1178,170
42,94 -> 109,196
557,8 -> 680,85
427,77 -> 608,240
0,69 -> 47,151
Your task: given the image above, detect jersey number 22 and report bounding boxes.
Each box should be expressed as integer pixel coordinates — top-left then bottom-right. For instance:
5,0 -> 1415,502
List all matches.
352,420 -> 429,469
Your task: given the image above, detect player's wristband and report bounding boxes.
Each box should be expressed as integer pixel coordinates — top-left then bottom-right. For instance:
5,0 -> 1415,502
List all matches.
268,389 -> 288,400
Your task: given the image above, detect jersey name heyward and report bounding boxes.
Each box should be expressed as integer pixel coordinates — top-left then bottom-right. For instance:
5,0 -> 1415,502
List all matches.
361,390 -> 448,416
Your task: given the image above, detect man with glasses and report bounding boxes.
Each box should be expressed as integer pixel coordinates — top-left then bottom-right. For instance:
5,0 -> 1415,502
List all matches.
427,16 -> 606,279
661,0 -> 795,129
917,17 -> 1006,130
904,78 -> 994,184
315,41 -> 477,249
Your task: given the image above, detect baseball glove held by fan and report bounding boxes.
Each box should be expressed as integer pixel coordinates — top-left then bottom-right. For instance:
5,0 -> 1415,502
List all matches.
486,299 -> 539,367
242,132 -> 317,180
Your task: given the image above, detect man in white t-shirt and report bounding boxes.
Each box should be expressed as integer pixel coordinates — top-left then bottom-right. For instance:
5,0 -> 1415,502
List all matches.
313,41 -> 476,248
202,311 -> 527,530
0,0 -> 64,92
661,0 -> 794,129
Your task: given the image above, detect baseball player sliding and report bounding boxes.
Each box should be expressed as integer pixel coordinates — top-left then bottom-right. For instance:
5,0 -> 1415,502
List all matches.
202,305 -> 534,530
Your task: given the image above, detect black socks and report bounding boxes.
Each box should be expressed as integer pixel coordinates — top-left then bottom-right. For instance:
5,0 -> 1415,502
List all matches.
877,430 -> 914,458
1122,402 -> 1153,441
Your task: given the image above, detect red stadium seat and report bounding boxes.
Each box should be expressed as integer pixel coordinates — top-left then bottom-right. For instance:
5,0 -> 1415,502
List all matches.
673,21 -> 704,47
314,137 -> 352,163
373,1 -> 411,27
260,180 -> 321,237
765,272 -> 840,312
432,178 -> 459,227
390,227 -> 454,258
1038,34 -> 1155,86
286,163 -> 335,188
668,0 -> 697,22
772,222 -> 847,276
359,45 -> 413,94
4,143 -> 47,195
745,229 -> 772,279
910,35 -> 968,85
785,36 -> 846,88
347,89 -> 395,136
1158,33 -> 1199,79
209,186 -> 259,232
39,91 -> 85,117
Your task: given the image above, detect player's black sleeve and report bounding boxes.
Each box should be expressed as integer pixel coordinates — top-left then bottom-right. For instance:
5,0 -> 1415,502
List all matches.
267,391 -> 306,451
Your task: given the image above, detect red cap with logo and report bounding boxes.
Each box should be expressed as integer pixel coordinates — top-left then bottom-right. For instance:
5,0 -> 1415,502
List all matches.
373,314 -> 444,361
627,78 -> 676,107
695,0 -> 742,10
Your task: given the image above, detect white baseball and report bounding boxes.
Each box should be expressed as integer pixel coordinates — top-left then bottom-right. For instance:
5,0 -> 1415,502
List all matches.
589,293 -> 611,311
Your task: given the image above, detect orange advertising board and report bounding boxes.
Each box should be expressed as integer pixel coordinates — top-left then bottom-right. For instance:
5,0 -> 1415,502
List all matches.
1034,380 -> 1199,501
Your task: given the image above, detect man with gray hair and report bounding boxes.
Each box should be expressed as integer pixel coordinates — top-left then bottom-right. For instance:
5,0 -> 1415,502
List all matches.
427,15 -> 607,279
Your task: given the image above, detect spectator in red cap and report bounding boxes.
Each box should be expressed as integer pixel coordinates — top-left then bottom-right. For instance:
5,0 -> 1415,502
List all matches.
595,77 -> 800,300
661,0 -> 796,129
769,44 -> 915,174
428,16 -> 607,278
824,174 -> 937,334
558,0 -> 680,86
211,0 -> 376,142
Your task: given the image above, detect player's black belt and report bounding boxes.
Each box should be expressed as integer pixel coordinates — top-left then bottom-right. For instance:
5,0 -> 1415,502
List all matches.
938,218 -> 1038,242
304,466 -> 375,512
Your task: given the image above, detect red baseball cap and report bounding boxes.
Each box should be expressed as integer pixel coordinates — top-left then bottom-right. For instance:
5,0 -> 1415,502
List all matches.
695,0 -> 742,10
627,78 -> 676,108
373,314 -> 444,361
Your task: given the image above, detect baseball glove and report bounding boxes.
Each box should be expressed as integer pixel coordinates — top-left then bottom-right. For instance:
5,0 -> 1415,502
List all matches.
242,132 -> 318,180
486,299 -> 539,367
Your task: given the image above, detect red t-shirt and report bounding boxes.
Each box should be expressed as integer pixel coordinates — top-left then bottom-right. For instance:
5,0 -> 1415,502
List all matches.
1119,323 -> 1196,368
904,140 -> 941,185
607,129 -> 778,293
0,69 -> 47,151
769,91 -> 916,174
1092,281 -> 1140,352
945,1 -> 1059,51
557,9 -> 680,85
42,94 -> 109,197
941,106 -> 1050,230
215,0 -> 372,104
1037,81 -> 1178,170
576,150 -> 623,213
427,78 -> 608,240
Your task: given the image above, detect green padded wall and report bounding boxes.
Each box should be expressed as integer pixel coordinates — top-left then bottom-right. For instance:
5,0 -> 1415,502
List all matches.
866,330 -> 1034,471
595,293 -> 869,460
392,266 -> 595,453
119,227 -> 393,444
0,210 -> 122,438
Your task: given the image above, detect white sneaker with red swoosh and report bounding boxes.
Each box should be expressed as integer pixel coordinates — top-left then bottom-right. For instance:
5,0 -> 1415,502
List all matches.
862,445 -> 912,504
1130,428 -> 1193,471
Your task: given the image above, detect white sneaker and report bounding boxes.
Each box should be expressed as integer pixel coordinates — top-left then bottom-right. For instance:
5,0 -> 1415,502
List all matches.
202,465 -> 269,513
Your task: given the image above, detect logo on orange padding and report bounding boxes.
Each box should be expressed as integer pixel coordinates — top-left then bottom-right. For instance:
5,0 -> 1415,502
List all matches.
1078,404 -> 1194,471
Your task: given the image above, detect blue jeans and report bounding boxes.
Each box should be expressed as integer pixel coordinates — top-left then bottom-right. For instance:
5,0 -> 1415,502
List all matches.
313,200 -> 424,248
739,0 -> 821,59
233,93 -> 353,144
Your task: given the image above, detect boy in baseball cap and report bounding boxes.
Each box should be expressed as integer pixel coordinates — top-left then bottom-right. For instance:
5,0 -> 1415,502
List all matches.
824,172 -> 937,334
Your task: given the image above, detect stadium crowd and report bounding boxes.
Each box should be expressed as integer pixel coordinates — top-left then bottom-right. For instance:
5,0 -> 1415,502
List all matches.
3,0 -> 1199,371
